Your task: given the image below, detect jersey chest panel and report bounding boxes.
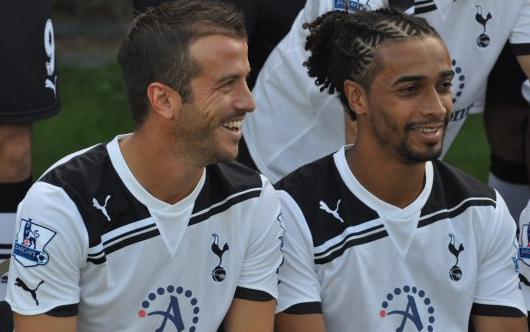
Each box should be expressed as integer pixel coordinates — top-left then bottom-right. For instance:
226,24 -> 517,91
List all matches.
314,212 -> 481,332
78,212 -> 249,332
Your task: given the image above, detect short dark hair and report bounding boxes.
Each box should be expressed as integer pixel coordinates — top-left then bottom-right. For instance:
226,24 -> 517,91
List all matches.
117,0 -> 247,126
303,8 -> 440,119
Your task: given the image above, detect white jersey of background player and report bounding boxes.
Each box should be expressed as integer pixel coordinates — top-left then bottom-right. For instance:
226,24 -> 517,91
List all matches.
516,198 -> 530,316
243,0 -> 530,183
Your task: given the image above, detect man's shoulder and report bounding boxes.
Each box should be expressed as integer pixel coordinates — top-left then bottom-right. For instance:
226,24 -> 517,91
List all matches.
189,161 -> 270,226
35,143 -> 151,247
39,143 -> 110,190
274,153 -> 379,249
432,160 -> 495,199
423,160 -> 497,218
207,161 -> 264,190
275,153 -> 336,195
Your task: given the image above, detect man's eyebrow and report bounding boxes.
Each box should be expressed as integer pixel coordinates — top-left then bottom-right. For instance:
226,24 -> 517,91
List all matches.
392,75 -> 426,86
440,70 -> 455,78
215,71 -> 251,85
392,70 -> 456,86
216,74 -> 239,84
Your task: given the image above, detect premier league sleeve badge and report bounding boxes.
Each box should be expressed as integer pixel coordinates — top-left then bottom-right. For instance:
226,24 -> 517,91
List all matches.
13,217 -> 57,268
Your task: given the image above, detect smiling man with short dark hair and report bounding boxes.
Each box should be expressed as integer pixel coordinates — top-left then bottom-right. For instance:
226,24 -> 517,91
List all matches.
6,1 -> 284,331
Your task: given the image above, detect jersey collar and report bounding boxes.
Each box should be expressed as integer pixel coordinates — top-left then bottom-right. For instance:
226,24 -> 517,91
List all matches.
334,146 -> 434,257
107,134 -> 206,257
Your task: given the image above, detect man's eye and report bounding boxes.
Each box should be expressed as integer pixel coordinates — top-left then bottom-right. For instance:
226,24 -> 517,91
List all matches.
439,82 -> 453,91
399,86 -> 418,94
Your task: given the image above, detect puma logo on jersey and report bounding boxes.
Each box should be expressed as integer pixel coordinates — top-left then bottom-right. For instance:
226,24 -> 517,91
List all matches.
319,200 -> 344,223
15,277 -> 44,306
44,75 -> 57,98
92,195 -> 111,221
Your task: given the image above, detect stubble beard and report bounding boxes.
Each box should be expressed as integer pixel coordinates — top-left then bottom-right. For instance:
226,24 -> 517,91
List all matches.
397,116 -> 449,164
371,109 -> 449,164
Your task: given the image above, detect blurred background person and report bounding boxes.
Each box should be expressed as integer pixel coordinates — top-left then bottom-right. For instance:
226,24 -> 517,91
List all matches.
0,1 -> 60,330
484,44 -> 530,219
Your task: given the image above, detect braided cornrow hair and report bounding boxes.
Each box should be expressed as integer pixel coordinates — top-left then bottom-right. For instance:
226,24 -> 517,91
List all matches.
303,8 -> 440,119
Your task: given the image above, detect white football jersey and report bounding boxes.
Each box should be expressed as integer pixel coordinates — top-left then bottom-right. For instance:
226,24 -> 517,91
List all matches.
276,147 -> 525,332
517,199 -> 530,312
244,0 -> 530,183
6,134 -> 284,332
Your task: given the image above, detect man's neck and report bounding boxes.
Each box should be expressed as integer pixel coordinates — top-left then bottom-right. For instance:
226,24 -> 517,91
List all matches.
119,130 -> 204,205
346,145 -> 427,209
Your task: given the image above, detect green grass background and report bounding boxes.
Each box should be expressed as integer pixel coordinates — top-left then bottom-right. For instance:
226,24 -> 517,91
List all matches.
33,63 -> 134,176
32,62 -> 491,182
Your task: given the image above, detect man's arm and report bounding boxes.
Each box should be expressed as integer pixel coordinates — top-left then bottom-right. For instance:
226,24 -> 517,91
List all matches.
14,313 -> 76,332
273,190 -> 326,332
223,179 -> 284,332
275,312 -> 326,332
472,193 -> 528,332
6,182 -> 85,331
223,298 -> 275,332
472,315 -> 528,332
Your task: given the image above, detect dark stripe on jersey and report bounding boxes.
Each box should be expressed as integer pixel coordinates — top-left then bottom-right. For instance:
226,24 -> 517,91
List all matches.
388,0 -> 414,11
418,198 -> 496,228
314,223 -> 385,259
414,4 -> 437,14
46,303 -> 79,317
471,303 -> 525,317
314,229 -> 388,264
0,254 -> 10,259
511,43 -> 530,56
234,287 -> 273,301
283,302 -> 322,314
413,0 -> 436,15
105,228 -> 160,256
102,223 -> 157,246
191,162 -> 262,226
0,244 -> 11,249
414,0 -> 434,5
87,223 -> 159,262
87,255 -> 106,265
40,144 -> 152,249
189,189 -> 261,226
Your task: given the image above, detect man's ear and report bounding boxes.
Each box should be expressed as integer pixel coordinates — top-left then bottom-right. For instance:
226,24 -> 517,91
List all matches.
344,80 -> 369,116
146,82 -> 183,120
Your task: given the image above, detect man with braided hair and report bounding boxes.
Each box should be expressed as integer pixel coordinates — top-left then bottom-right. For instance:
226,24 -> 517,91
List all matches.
275,8 -> 526,332
243,0 -> 530,184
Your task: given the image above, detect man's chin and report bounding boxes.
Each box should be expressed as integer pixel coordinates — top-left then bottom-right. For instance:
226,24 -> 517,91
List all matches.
399,144 -> 443,164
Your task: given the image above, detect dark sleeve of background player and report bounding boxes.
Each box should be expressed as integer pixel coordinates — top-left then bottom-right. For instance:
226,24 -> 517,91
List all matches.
220,0 -> 306,89
132,0 -> 165,13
